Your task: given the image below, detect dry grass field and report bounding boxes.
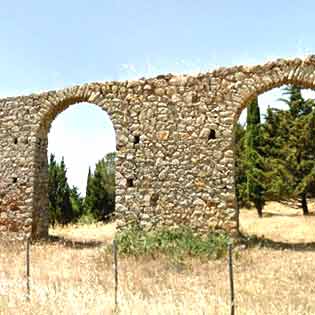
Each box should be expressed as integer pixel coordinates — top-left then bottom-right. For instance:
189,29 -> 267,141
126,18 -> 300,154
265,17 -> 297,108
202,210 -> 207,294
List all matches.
240,200 -> 315,243
1,202 -> 315,314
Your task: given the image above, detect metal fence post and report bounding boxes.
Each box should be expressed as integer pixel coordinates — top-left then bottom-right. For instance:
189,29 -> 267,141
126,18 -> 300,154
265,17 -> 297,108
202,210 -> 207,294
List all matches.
26,238 -> 30,301
228,243 -> 235,315
113,239 -> 118,310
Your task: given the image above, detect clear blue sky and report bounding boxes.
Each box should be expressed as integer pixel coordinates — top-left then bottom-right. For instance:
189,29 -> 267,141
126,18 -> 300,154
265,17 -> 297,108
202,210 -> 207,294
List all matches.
1,0 -> 315,194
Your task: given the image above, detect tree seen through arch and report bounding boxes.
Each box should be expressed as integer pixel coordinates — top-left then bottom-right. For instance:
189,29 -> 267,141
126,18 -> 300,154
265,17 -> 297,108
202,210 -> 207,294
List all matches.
236,85 -> 315,239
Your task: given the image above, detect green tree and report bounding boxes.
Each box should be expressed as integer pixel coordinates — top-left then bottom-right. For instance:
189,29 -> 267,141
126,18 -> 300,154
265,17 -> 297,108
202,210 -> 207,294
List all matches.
84,152 -> 116,221
245,97 -> 265,217
48,154 -> 60,226
261,107 -> 294,201
70,186 -> 84,220
48,154 -> 74,225
280,85 -> 313,118
261,85 -> 315,215
84,167 -> 95,218
235,85 -> 315,216
234,123 -> 250,208
278,86 -> 315,214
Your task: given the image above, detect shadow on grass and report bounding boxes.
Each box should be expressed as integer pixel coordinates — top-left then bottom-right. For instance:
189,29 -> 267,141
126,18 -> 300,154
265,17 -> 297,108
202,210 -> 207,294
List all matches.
43,235 -> 107,249
0,236 -> 108,250
44,233 -> 315,253
239,232 -> 315,252
261,211 -> 315,218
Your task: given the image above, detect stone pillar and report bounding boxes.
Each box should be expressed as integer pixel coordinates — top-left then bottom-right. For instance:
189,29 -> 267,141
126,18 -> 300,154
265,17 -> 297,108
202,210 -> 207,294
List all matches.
31,135 -> 49,238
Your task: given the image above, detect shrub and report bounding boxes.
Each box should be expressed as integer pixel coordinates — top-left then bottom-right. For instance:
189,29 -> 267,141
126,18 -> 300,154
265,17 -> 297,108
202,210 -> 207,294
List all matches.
77,212 -> 98,225
114,225 -> 230,260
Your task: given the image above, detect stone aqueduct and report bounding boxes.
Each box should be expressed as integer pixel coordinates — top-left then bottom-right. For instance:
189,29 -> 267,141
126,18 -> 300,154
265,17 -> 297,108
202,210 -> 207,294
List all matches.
1,56 -> 315,239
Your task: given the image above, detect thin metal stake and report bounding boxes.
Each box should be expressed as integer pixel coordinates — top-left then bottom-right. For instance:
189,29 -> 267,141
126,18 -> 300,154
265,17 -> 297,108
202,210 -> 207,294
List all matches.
112,239 -> 118,309
26,238 -> 30,301
228,243 -> 235,315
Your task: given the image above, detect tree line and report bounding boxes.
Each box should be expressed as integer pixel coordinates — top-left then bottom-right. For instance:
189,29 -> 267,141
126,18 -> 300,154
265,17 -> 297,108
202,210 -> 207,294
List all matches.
236,85 -> 315,217
48,152 -> 115,225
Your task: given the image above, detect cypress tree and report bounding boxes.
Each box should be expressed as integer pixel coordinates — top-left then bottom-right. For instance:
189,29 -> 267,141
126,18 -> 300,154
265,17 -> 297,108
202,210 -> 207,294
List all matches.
83,153 -> 115,221
70,186 -> 84,220
235,123 -> 249,208
48,154 -> 74,225
58,158 -> 74,224
84,167 -> 94,216
48,154 -> 60,226
245,97 -> 265,217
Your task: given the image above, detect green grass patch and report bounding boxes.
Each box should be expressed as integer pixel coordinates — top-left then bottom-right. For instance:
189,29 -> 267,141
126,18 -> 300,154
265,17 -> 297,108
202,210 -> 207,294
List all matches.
114,226 -> 230,260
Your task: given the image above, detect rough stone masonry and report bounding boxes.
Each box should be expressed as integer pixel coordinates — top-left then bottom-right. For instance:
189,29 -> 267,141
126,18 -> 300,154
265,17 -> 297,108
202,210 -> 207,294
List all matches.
1,55 -> 315,239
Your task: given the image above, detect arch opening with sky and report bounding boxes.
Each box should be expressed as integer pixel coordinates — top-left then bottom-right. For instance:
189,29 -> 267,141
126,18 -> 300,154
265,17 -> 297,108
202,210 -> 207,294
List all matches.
48,103 -> 116,196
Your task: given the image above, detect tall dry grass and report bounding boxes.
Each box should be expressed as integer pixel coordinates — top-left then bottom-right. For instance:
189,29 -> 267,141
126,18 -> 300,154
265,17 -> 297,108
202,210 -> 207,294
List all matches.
239,200 -> 315,243
1,203 -> 315,314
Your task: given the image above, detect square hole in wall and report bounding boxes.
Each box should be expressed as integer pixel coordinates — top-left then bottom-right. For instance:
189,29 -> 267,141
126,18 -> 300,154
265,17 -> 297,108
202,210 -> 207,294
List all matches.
208,129 -> 216,140
192,94 -> 200,103
133,135 -> 140,145
150,193 -> 159,207
127,178 -> 134,187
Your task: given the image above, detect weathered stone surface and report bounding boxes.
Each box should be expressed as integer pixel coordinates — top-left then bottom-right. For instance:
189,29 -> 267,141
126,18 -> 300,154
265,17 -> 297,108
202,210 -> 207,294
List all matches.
1,55 -> 315,240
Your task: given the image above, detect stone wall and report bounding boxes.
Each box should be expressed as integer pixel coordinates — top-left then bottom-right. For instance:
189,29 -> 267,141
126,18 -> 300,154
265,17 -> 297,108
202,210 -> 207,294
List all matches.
2,55 -> 315,239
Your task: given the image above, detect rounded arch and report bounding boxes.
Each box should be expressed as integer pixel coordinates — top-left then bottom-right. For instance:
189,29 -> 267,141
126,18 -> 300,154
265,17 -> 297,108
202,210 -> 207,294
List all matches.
232,56 -> 315,125
36,84 -> 119,137
31,84 -> 122,238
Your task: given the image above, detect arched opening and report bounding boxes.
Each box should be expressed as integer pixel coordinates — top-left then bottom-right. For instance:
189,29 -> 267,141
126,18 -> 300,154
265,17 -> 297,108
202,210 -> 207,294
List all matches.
48,102 -> 116,225
31,93 -> 118,238
235,84 -> 315,243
